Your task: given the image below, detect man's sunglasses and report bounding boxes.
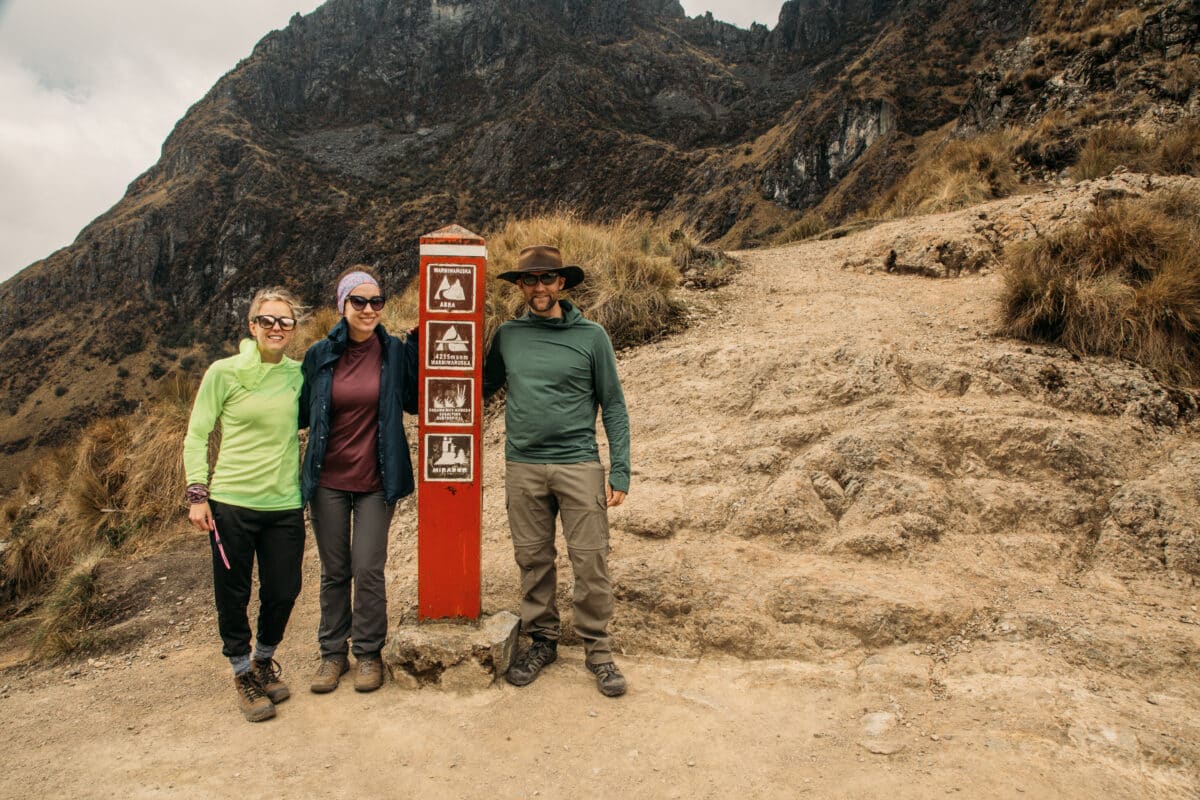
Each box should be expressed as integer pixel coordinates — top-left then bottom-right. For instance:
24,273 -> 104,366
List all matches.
253,314 -> 296,331
518,272 -> 560,286
346,295 -> 386,311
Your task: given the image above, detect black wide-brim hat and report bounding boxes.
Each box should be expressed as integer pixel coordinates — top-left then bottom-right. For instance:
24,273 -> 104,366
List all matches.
497,244 -> 585,290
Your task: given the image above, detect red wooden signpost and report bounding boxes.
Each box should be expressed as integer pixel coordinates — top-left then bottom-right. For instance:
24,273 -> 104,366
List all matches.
417,225 -> 485,621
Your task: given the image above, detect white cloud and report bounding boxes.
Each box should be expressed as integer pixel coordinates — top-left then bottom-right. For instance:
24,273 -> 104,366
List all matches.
679,1 -> 783,30
0,0 -> 323,281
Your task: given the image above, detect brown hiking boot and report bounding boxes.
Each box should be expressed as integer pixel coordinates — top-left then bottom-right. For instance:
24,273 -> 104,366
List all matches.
354,654 -> 385,693
588,661 -> 627,697
252,658 -> 289,703
234,671 -> 275,722
310,655 -> 349,694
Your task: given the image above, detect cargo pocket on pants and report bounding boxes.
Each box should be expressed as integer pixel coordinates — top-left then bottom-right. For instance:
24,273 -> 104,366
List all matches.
561,493 -> 609,551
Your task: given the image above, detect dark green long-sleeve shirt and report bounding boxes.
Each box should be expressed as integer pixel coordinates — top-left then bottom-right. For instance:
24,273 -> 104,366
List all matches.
483,301 -> 631,493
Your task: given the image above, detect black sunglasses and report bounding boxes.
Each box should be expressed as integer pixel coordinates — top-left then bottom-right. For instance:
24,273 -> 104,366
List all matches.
253,314 -> 296,331
346,295 -> 386,311
518,272 -> 560,286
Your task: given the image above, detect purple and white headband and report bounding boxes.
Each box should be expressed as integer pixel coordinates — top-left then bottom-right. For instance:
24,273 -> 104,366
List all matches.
337,271 -> 380,312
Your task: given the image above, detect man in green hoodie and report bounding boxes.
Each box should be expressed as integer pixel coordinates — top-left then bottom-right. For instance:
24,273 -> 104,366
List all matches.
483,244 -> 631,698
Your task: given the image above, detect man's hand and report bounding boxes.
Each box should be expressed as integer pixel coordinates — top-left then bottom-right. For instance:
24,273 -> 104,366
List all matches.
605,485 -> 626,508
188,500 -> 215,532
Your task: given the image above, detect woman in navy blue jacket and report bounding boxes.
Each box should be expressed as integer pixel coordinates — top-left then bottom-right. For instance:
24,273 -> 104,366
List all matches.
299,266 -> 418,694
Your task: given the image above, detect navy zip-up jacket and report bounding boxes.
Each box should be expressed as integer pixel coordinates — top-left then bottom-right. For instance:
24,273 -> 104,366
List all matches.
299,319 -> 419,505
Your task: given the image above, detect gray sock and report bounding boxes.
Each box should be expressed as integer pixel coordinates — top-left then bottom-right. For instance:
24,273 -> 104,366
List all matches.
229,654 -> 252,676
253,642 -> 276,663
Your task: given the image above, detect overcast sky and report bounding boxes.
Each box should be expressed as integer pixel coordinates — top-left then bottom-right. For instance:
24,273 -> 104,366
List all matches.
0,0 -> 784,282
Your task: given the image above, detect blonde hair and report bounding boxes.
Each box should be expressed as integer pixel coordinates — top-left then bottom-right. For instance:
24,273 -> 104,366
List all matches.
248,286 -> 307,322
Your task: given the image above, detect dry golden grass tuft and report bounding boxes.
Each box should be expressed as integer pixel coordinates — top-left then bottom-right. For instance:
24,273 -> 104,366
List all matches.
484,213 -> 691,350
1001,186 -> 1200,384
1039,0 -> 1125,30
1,395 -> 193,610
394,212 -> 727,350
774,212 -> 829,245
1162,56 -> 1199,102
66,420 -> 129,544
1072,121 -> 1200,180
117,378 -> 194,533
871,129 -> 1021,218
29,547 -> 106,659
0,455 -> 69,599
873,118 -> 1199,219
1073,124 -> 1154,179
670,227 -> 740,289
290,307 -> 343,355
1158,122 -> 1200,175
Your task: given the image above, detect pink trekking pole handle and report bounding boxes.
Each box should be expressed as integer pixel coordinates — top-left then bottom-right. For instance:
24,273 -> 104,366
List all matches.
211,519 -> 231,570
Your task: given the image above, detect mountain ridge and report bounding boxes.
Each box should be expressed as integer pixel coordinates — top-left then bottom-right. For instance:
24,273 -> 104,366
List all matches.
0,0 -> 1195,485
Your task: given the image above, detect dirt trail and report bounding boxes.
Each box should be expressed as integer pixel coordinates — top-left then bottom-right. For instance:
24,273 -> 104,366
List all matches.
3,180 -> 1199,799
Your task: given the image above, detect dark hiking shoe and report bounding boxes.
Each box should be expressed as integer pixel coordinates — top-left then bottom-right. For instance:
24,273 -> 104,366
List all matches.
234,671 -> 276,722
310,655 -> 349,694
252,658 -> 289,703
506,639 -> 558,687
588,661 -> 627,697
354,654 -> 385,693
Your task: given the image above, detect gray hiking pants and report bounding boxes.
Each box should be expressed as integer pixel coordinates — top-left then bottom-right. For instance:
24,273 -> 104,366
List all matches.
505,461 -> 614,666
310,487 -> 395,657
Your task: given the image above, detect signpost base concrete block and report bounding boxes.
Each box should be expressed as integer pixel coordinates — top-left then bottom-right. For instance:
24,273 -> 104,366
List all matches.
383,611 -> 520,692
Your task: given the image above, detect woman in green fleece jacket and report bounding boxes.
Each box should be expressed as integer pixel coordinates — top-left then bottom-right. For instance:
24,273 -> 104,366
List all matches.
183,287 -> 305,723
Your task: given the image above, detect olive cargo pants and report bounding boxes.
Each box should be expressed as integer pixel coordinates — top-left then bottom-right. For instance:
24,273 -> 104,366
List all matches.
505,461 -> 614,666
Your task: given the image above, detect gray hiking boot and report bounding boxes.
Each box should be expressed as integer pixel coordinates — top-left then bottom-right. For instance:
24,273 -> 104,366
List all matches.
252,658 -> 289,703
506,639 -> 558,687
310,655 -> 349,694
588,661 -> 627,697
234,671 -> 276,722
354,654 -> 385,693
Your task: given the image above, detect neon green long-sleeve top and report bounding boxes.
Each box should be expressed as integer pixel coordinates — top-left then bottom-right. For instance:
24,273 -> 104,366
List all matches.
183,338 -> 303,511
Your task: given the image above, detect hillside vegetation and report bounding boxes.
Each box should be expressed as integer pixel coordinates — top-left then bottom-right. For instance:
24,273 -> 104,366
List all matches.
1002,184 -> 1200,384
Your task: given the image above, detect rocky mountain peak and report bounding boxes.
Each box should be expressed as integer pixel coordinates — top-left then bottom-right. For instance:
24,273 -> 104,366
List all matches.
770,0 -> 888,51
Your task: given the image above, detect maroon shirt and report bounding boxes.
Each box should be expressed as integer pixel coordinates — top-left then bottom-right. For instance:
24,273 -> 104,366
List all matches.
319,333 -> 383,492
